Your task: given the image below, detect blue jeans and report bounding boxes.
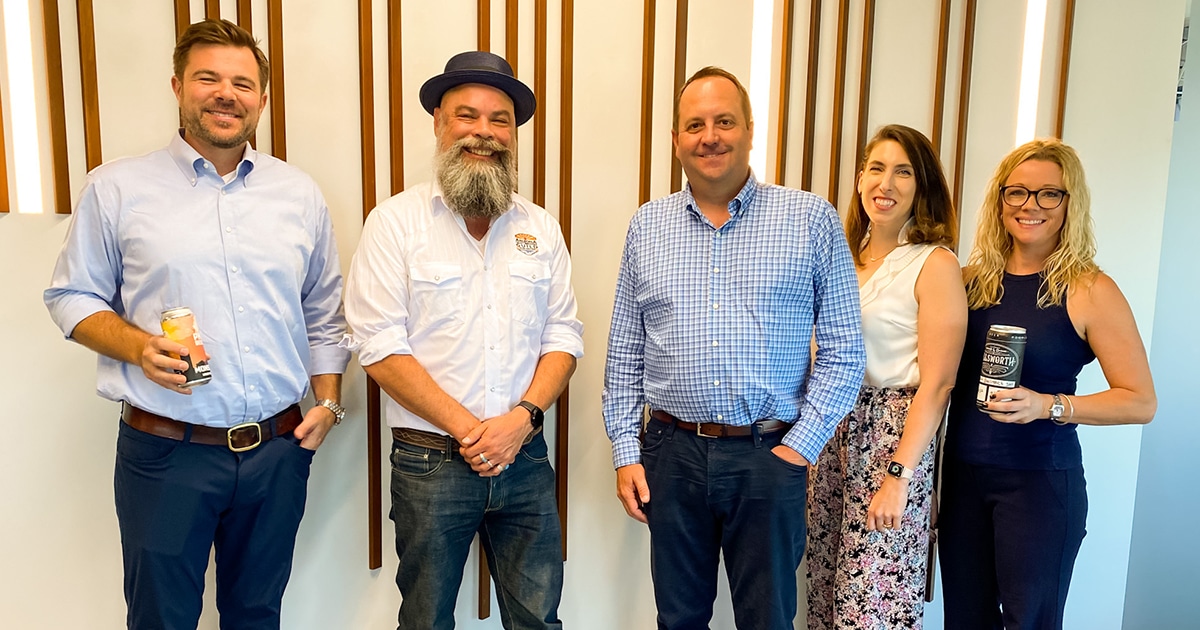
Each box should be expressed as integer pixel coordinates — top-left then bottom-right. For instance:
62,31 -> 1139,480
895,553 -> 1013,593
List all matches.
641,418 -> 809,630
114,419 -> 312,630
389,430 -> 563,630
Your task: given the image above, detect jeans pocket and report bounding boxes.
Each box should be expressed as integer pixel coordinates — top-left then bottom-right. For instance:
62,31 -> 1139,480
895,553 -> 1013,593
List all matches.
116,422 -> 180,467
519,432 -> 550,464
640,421 -> 669,454
390,440 -> 446,478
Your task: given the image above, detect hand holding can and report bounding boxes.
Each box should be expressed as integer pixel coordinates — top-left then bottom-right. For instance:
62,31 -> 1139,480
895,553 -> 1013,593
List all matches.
160,307 -> 212,387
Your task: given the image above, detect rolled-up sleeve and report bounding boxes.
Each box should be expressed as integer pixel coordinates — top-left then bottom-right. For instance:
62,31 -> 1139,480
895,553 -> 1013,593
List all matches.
780,200 -> 866,463
44,176 -> 123,338
344,209 -> 415,367
540,225 -> 584,359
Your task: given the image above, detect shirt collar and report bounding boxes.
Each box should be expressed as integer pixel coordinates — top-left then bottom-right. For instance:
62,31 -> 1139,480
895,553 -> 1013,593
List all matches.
167,129 -> 257,186
683,171 -> 759,222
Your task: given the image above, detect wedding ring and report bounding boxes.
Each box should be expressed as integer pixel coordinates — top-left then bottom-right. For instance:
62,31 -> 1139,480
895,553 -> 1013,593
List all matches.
479,454 -> 490,465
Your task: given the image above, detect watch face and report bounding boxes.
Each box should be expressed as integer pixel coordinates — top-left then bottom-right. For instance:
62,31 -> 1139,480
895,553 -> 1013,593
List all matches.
887,462 -> 903,477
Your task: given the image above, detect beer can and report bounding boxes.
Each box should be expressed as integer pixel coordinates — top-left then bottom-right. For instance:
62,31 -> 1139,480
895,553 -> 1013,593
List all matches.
161,307 -> 212,387
976,325 -> 1026,409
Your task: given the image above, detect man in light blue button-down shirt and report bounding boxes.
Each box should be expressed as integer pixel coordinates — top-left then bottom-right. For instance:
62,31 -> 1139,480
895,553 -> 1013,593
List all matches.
44,20 -> 348,630
603,67 -> 865,629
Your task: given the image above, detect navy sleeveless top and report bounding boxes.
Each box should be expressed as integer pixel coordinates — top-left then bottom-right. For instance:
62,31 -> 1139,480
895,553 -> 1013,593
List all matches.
946,272 -> 1096,470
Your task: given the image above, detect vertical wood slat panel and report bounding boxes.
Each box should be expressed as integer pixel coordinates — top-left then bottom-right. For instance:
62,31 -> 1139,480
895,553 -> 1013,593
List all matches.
668,0 -> 688,193
637,0 -> 656,205
77,0 -> 102,171
952,0 -> 978,213
358,0 -> 383,573
826,0 -> 851,208
174,0 -> 190,40
800,0 -> 822,191
43,0 -> 71,213
852,0 -> 876,171
506,0 -> 519,69
0,65 -> 7,211
205,0 -> 220,20
237,0 -> 252,32
556,0 -> 575,563
1053,0 -> 1076,139
932,0 -> 952,151
773,0 -> 796,185
533,0 -> 547,205
267,0 -> 286,159
389,0 -> 405,193
479,0 -> 491,49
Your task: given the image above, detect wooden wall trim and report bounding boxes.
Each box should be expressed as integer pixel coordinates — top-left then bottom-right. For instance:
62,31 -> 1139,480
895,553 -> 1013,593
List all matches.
773,0 -> 795,185
668,0 -> 688,193
0,62 -> 7,212
637,0 -> 656,206
267,0 -> 286,159
852,0 -> 876,171
77,0 -> 102,171
826,0 -> 851,207
556,0 -> 575,563
801,0 -> 822,191
237,0 -> 253,33
533,0 -> 547,205
932,0 -> 952,151
1053,0 -> 1076,139
358,0 -> 382,573
174,0 -> 190,40
43,0 -> 71,214
479,0 -> 491,49
952,0 -> 978,213
205,0 -> 220,20
506,0 -> 519,68
389,0 -> 405,193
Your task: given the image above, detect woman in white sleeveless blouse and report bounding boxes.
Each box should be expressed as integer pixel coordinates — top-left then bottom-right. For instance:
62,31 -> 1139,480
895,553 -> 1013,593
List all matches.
807,125 -> 968,629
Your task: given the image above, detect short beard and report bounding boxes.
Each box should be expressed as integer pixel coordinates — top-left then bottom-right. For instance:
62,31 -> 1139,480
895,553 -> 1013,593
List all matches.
180,106 -> 256,150
435,136 -> 517,220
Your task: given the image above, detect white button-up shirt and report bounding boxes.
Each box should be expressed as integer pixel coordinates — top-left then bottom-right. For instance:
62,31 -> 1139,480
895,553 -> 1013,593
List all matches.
344,181 -> 584,432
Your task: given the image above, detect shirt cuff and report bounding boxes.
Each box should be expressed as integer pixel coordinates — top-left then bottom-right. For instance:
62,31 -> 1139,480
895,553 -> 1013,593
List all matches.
354,325 -> 413,366
309,345 -> 351,375
611,435 -> 642,469
541,324 -> 584,359
51,296 -> 112,340
780,425 -> 825,466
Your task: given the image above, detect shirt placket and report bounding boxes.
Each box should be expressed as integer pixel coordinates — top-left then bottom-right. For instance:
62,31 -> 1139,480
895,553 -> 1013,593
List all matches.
215,173 -> 258,421
708,227 -> 729,423
481,231 -> 504,420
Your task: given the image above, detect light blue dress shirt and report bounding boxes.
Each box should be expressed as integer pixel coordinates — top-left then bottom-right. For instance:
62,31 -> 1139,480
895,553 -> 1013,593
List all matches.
603,175 -> 866,468
45,132 -> 350,428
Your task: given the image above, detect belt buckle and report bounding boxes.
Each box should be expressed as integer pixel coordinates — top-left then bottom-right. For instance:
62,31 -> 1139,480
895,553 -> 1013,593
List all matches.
227,422 -> 263,452
696,423 -> 719,439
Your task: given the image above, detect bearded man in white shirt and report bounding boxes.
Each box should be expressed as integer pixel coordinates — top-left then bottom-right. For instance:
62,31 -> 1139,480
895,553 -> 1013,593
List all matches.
343,51 -> 583,630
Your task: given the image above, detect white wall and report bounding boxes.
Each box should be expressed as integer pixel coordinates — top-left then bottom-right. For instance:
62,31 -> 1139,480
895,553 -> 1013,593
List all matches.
0,1 -> 1186,628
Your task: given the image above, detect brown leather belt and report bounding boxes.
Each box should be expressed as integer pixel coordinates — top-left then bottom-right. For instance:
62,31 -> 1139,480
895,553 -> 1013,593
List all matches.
391,425 -> 542,452
122,403 -> 303,452
650,410 -> 792,438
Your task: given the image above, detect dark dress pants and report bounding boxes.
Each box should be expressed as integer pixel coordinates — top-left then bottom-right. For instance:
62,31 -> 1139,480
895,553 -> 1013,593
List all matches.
114,420 -> 313,630
938,456 -> 1087,630
641,418 -> 809,630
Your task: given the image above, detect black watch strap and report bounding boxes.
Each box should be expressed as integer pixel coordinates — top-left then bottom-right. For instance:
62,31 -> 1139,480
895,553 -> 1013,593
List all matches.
517,400 -> 545,430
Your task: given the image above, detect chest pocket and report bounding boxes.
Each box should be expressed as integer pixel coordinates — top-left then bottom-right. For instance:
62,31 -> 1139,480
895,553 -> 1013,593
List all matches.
508,260 -> 552,328
409,263 -> 465,326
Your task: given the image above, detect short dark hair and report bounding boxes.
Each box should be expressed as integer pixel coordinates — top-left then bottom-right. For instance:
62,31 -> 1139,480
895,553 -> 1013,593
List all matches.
673,66 -> 752,131
173,19 -> 270,91
845,124 -> 957,266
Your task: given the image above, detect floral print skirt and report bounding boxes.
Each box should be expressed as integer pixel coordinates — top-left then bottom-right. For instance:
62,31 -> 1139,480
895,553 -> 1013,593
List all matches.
806,385 -> 935,630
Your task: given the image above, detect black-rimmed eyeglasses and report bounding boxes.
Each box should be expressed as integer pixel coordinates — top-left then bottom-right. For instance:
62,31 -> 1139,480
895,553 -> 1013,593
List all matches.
1000,185 -> 1069,210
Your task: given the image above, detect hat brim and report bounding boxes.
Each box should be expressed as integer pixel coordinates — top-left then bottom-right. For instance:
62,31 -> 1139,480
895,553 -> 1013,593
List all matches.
420,70 -> 536,126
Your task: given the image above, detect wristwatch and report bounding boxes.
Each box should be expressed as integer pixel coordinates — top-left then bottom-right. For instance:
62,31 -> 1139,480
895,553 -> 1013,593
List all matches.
316,399 -> 346,425
1048,394 -> 1066,421
517,400 -> 545,430
886,461 -> 914,480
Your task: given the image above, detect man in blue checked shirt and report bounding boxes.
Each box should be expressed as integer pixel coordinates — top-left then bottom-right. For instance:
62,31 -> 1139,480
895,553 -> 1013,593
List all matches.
44,20 -> 348,629
603,66 -> 865,629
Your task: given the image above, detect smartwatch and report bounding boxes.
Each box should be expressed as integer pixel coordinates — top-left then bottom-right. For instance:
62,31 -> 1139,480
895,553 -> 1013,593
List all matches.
517,400 -> 545,430
886,461 -> 914,480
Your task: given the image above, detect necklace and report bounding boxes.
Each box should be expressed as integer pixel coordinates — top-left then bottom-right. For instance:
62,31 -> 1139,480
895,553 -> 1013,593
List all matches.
867,246 -> 896,262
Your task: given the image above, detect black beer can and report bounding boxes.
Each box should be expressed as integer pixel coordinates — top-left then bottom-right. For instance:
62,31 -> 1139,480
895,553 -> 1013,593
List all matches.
976,325 -> 1026,409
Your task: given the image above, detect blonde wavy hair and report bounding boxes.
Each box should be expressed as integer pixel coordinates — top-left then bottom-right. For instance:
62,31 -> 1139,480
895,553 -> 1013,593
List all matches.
963,139 -> 1098,310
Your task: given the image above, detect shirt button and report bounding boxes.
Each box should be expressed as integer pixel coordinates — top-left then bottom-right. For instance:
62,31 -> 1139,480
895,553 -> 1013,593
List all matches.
238,306 -> 245,313
434,275 -> 441,281
220,189 -> 226,196
713,267 -> 719,273
490,386 -> 496,392
203,162 -> 211,169
231,266 -> 239,273
490,345 -> 496,350
713,380 -> 720,386
487,304 -> 493,309
712,340 -> 719,347
225,226 -> 233,233
712,303 -> 720,309
716,414 -> 724,421
243,346 -> 251,353
248,384 -> 256,391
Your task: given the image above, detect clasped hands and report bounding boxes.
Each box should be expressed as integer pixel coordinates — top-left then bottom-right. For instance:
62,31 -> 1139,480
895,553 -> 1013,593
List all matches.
459,408 -> 534,477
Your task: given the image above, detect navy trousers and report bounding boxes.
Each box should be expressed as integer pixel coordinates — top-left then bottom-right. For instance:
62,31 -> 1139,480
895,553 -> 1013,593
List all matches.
641,418 -> 809,630
114,418 -> 313,630
938,456 -> 1087,630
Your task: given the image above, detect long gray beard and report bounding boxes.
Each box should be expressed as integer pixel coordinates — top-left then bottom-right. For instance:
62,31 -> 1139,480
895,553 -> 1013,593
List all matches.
435,137 -> 517,220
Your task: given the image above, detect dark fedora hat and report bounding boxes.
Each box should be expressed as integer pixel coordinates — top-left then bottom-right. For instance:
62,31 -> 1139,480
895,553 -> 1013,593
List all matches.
419,51 -> 536,126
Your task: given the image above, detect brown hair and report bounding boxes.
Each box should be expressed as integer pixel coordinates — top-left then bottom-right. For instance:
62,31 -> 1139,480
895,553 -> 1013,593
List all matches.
963,138 -> 1098,309
173,19 -> 270,91
844,124 -> 957,266
673,66 -> 752,131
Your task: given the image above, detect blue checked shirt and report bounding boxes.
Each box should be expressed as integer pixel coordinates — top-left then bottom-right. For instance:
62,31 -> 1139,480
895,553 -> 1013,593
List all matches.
602,175 -> 865,468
